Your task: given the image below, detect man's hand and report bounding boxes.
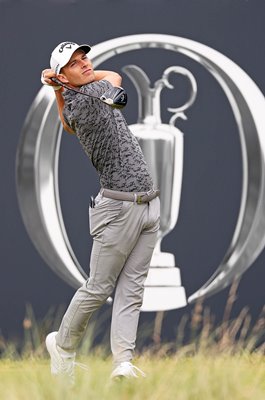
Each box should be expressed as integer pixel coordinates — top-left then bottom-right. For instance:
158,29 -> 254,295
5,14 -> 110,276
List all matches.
41,69 -> 62,91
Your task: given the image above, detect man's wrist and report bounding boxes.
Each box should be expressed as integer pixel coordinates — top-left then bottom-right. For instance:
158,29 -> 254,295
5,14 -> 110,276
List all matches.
41,74 -> 61,91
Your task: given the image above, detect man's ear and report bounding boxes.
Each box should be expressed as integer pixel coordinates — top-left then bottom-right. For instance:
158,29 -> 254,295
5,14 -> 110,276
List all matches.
57,73 -> 69,83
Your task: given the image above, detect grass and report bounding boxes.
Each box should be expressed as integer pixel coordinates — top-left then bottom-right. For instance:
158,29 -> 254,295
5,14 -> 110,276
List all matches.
0,280 -> 264,399
0,352 -> 264,400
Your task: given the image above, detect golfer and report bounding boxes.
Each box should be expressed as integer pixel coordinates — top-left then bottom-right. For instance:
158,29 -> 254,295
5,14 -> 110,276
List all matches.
41,41 -> 160,382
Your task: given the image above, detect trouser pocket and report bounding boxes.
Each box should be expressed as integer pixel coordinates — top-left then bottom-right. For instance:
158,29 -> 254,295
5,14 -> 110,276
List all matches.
89,196 -> 123,237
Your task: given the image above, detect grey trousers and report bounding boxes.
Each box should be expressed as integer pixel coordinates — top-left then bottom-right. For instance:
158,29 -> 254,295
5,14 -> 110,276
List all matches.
56,193 -> 160,366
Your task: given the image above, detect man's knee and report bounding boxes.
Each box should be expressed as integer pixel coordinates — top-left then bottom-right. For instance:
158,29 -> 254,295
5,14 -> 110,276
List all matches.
82,280 -> 114,305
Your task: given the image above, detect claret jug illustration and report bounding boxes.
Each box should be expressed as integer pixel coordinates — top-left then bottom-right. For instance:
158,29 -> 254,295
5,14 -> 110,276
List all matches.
123,65 -> 197,311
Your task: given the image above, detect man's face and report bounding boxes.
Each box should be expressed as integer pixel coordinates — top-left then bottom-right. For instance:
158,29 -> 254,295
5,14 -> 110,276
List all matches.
59,49 -> 95,87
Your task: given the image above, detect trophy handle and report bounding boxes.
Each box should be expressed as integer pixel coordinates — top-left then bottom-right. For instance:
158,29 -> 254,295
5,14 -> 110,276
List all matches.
160,66 -> 198,125
122,65 -> 168,125
123,64 -> 197,126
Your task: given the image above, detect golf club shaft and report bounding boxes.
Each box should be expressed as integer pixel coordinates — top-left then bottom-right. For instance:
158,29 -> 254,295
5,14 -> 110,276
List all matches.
51,77 -> 100,100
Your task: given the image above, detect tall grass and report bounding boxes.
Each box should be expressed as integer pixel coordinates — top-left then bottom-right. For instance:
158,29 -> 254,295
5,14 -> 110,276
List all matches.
0,280 -> 264,399
0,353 -> 264,400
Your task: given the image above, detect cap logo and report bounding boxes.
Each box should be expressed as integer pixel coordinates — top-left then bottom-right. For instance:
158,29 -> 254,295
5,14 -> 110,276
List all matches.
59,42 -> 76,53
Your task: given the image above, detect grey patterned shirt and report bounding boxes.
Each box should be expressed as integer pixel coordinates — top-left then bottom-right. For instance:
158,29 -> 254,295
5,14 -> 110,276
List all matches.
62,79 -> 154,192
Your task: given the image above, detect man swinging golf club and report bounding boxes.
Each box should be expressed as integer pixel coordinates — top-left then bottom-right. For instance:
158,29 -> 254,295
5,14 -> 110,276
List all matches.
41,41 -> 160,383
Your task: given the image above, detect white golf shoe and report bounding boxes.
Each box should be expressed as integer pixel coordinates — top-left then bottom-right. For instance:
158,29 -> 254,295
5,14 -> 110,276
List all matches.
46,331 -> 76,385
111,361 -> 146,379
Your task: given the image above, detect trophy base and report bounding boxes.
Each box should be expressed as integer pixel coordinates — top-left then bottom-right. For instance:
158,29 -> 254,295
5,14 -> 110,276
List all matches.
141,251 -> 187,311
150,251 -> 175,267
144,266 -> 182,286
141,285 -> 187,312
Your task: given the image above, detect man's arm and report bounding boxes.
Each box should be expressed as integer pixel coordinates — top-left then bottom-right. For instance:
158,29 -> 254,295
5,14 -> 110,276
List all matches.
41,69 -> 75,134
54,88 -> 75,134
52,71 -> 123,132
94,71 -> 122,87
41,69 -> 123,132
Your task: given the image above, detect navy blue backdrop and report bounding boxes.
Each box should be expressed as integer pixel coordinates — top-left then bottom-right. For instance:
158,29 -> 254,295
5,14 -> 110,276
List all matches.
1,0 -> 264,344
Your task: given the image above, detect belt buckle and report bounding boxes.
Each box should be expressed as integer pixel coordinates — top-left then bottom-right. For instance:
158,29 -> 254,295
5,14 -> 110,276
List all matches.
136,195 -> 143,204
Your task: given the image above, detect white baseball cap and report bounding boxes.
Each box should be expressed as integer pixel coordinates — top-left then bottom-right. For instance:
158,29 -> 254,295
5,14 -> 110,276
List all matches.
50,41 -> 91,74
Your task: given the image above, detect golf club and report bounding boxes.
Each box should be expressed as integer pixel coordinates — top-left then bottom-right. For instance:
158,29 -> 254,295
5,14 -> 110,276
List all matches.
51,77 -> 127,109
